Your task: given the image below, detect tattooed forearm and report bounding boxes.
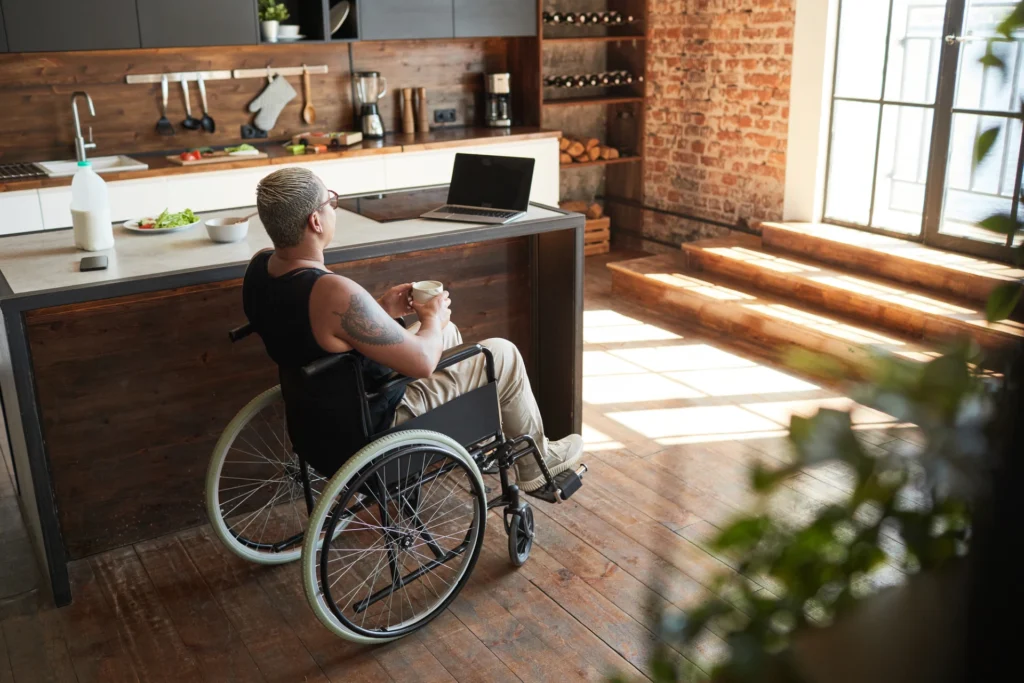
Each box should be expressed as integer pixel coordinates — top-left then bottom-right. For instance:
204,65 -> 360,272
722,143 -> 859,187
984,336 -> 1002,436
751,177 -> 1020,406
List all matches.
334,292 -> 404,346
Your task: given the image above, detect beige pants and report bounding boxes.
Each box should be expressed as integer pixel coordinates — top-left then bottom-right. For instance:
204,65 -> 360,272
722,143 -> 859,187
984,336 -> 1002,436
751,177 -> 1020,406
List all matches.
392,323 -> 547,454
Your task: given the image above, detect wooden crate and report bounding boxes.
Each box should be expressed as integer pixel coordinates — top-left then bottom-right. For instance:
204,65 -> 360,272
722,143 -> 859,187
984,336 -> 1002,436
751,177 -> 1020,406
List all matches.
585,216 -> 610,256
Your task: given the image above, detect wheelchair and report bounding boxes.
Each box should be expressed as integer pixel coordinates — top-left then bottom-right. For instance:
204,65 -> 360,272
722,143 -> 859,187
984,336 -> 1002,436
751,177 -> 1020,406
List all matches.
206,322 -> 587,643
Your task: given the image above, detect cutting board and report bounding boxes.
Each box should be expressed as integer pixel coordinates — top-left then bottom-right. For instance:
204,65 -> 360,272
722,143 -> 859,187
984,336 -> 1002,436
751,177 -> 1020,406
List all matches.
166,151 -> 269,166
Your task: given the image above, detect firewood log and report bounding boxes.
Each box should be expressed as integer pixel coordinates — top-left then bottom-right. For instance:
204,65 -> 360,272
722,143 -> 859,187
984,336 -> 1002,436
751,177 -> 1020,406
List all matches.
598,146 -> 614,160
566,141 -> 585,158
584,138 -> 600,150
559,152 -> 573,165
559,137 -> 570,151
605,147 -> 620,160
586,203 -> 604,219
587,146 -> 601,161
559,200 -> 590,214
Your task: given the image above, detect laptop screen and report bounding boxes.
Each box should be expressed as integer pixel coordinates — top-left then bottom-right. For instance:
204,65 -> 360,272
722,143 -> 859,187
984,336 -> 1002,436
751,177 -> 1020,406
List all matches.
446,154 -> 535,211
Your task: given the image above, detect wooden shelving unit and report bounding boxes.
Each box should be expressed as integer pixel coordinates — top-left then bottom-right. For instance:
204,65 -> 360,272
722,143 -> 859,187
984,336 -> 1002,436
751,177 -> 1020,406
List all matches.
508,0 -> 649,239
544,35 -> 646,44
543,94 -> 644,106
561,155 -> 642,169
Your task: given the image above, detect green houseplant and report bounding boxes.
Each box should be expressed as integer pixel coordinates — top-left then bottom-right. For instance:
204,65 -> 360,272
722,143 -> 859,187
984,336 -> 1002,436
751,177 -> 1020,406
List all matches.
258,0 -> 291,43
617,5 -> 1024,681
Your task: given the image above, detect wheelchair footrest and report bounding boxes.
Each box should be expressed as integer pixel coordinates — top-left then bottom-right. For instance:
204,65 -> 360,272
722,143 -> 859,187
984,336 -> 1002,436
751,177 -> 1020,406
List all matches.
524,464 -> 587,504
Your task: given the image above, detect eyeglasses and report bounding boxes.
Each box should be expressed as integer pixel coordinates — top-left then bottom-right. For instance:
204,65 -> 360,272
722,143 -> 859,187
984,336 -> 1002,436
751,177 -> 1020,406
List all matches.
313,189 -> 339,215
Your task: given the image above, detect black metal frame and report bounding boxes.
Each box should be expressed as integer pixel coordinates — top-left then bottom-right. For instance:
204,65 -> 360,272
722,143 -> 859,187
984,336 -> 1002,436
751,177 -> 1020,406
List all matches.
823,0 -> 1022,262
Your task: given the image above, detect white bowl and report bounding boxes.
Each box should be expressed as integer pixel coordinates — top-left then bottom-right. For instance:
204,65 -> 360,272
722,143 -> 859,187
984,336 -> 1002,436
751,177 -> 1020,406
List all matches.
205,217 -> 249,243
277,24 -> 300,38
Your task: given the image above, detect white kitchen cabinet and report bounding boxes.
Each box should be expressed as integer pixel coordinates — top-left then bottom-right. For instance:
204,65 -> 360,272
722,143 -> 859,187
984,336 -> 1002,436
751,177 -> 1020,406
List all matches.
165,168 -> 268,213
37,186 -> 74,231
8,137 -> 559,237
0,190 -> 44,236
106,177 -> 169,222
282,157 -> 388,196
383,151 -> 459,192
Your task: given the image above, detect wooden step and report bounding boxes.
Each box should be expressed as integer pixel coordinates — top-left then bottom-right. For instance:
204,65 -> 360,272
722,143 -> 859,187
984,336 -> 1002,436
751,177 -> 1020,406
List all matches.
607,254 -> 941,376
682,234 -> 1024,355
761,222 -> 1024,305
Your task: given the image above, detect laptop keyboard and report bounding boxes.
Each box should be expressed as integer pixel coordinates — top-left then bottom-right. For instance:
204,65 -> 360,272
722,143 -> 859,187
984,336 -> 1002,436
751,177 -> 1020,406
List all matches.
438,205 -> 519,218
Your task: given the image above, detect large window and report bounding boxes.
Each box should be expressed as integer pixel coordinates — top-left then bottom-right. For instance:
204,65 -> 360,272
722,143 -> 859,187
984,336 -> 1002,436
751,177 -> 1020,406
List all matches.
822,0 -> 1024,258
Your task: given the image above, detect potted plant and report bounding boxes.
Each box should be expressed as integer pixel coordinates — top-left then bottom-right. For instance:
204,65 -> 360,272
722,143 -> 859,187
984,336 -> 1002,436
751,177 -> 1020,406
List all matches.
258,0 -> 290,43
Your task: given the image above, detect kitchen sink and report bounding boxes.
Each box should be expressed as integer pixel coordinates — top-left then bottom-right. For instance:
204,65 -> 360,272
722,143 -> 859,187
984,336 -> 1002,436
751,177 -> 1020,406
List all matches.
38,155 -> 149,178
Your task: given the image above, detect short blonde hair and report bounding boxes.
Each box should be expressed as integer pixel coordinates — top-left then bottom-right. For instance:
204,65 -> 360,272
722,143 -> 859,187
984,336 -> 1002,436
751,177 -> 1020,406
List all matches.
256,167 -> 326,247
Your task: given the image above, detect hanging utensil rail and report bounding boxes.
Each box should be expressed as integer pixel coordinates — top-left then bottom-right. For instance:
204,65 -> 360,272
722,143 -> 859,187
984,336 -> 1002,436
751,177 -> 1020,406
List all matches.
124,65 -> 329,85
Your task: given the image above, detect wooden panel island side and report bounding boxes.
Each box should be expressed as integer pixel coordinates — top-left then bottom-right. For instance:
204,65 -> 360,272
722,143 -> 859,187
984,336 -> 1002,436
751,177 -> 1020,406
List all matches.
0,194 -> 584,606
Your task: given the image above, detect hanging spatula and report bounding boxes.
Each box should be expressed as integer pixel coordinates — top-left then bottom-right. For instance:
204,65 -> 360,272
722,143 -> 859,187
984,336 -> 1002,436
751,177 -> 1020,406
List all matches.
156,75 -> 175,136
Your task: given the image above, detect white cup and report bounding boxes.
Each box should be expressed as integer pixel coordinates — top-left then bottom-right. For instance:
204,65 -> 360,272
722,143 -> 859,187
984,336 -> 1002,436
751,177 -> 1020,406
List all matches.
277,24 -> 300,38
412,280 -> 444,304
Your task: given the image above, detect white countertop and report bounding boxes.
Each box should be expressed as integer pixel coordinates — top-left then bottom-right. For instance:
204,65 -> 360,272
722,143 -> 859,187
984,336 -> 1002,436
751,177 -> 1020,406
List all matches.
0,203 -> 562,299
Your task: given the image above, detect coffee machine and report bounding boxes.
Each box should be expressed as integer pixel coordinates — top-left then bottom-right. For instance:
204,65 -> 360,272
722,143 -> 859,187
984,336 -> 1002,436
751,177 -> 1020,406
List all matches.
485,73 -> 512,127
355,71 -> 387,139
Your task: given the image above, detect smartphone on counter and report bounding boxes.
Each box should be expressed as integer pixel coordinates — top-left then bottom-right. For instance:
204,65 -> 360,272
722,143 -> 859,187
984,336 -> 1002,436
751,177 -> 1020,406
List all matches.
80,255 -> 109,272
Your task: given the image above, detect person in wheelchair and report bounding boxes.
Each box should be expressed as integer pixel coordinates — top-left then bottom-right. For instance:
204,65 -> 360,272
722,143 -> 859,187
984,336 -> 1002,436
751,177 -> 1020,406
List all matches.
241,167 -> 584,493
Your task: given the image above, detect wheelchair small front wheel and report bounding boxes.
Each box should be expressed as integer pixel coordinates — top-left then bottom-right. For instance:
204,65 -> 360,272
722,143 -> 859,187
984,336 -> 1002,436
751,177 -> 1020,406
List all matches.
507,504 -> 534,567
303,430 -> 486,643
206,386 -> 327,565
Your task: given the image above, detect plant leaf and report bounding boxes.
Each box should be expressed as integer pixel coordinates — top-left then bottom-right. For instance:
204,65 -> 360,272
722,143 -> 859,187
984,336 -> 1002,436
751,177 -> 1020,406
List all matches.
978,212 -> 1022,234
986,282 -> 1023,322
973,127 -> 1000,168
980,51 -> 1006,69
996,4 -> 1024,38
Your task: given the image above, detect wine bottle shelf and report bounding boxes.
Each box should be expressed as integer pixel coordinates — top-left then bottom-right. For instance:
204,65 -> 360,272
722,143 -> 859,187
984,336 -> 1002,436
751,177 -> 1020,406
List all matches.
542,10 -> 640,26
544,71 -> 642,88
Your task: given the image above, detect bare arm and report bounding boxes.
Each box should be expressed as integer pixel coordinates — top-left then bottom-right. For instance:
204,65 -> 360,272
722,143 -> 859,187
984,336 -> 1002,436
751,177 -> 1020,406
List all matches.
309,275 -> 447,378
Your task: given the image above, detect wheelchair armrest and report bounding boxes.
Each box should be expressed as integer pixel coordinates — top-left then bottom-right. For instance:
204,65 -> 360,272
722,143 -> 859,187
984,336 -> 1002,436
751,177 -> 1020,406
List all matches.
228,323 -> 254,343
371,343 -> 494,396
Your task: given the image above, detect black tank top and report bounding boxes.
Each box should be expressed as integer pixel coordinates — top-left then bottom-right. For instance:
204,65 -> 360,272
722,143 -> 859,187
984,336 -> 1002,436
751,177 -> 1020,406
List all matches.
242,251 -> 405,476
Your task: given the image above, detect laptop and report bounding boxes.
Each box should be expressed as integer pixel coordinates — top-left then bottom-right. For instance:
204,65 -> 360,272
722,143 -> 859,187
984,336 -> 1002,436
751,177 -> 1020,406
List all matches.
421,153 -> 535,224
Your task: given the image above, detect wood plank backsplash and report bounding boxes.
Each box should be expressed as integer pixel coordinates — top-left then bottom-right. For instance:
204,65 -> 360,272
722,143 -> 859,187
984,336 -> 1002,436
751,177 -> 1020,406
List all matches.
0,39 -> 508,163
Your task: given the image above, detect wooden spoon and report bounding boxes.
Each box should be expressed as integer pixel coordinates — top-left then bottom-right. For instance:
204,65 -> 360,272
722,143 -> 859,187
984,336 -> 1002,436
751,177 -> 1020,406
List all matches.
302,66 -> 316,124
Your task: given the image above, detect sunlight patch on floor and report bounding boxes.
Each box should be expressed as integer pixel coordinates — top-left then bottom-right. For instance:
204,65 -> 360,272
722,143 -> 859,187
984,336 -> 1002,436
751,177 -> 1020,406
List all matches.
666,366 -> 819,397
583,373 -> 705,404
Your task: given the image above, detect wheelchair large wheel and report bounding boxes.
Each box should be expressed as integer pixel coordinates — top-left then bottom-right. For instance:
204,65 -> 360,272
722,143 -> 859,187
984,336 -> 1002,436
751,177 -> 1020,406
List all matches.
206,386 -> 327,564
302,430 -> 486,643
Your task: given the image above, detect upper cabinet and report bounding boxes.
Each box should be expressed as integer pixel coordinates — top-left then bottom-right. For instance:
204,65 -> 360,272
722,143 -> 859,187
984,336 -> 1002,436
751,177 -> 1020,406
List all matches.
0,4 -> 8,52
0,0 -> 141,52
137,0 -> 258,48
454,0 -> 536,38
359,0 -> 454,41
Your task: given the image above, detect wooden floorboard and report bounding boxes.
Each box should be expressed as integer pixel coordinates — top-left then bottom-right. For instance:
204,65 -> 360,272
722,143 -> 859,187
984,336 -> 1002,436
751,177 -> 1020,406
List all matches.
1,609 -> 78,683
59,561 -> 138,683
90,547 -> 204,683
0,249 -> 917,680
134,535 -> 264,683
176,527 -> 330,683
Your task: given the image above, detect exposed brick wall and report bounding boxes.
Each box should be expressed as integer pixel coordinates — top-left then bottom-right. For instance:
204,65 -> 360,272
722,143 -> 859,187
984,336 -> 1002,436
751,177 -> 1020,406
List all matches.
643,0 -> 795,245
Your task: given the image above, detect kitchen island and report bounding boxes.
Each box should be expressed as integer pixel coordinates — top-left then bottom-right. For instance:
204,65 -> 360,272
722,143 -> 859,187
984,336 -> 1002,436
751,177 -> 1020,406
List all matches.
0,191 -> 584,605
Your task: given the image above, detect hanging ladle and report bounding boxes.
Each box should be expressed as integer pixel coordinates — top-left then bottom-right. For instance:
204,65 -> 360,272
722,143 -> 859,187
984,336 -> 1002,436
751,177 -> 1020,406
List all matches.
197,75 -> 216,133
180,76 -> 202,131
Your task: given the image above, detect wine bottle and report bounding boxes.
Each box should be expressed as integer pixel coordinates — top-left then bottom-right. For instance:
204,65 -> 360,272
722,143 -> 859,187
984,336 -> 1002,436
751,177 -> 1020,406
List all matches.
564,12 -> 577,25
542,11 -> 552,24
599,72 -> 612,86
600,12 -> 613,24
550,11 -> 563,24
571,74 -> 587,88
587,74 -> 600,87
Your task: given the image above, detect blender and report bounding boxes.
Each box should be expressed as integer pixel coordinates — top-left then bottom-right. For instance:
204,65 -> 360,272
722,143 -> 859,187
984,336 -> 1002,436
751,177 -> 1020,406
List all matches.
355,71 -> 387,139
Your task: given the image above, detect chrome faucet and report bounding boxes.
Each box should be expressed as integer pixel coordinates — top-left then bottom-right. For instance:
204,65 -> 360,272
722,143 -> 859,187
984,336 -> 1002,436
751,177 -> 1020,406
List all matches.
71,91 -> 96,163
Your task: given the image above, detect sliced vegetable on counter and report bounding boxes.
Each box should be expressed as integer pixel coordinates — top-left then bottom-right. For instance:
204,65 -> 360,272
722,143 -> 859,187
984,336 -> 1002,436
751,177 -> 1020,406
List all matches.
139,208 -> 199,230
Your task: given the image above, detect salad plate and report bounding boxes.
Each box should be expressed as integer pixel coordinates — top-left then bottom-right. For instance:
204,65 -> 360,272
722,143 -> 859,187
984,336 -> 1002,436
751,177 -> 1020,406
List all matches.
123,208 -> 201,234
